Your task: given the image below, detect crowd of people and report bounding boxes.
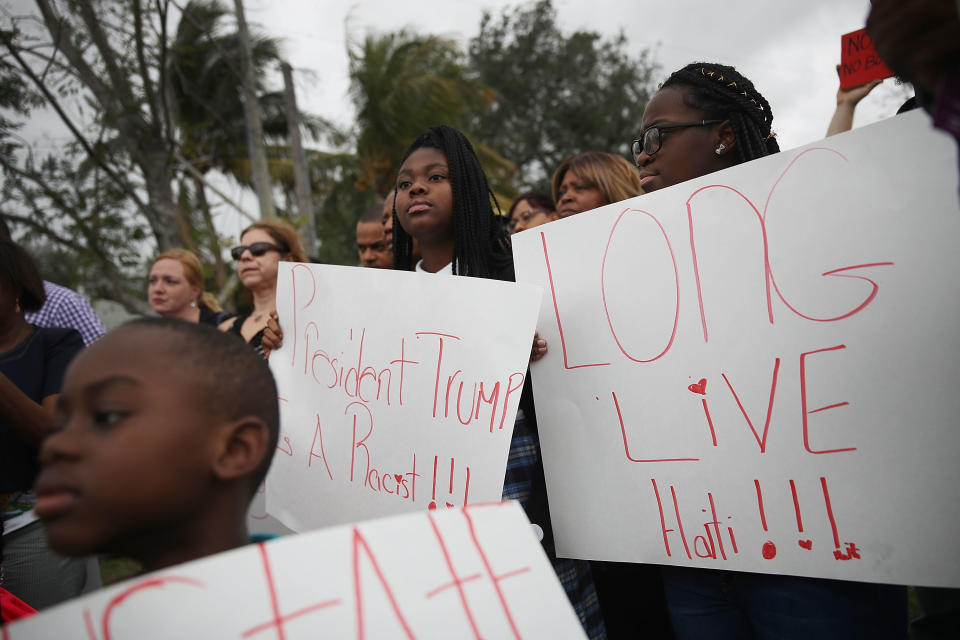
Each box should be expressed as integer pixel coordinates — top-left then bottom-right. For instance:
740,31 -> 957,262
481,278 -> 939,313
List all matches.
2,2 -> 960,634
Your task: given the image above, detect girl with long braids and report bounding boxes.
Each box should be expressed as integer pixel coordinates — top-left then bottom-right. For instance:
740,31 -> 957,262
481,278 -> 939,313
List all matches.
393,126 -> 605,639
391,126 -> 512,278
263,125 -> 605,638
633,62 -> 906,639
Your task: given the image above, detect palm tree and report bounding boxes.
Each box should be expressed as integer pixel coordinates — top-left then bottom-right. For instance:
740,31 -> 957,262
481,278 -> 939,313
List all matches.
347,30 -> 513,197
166,0 -> 324,284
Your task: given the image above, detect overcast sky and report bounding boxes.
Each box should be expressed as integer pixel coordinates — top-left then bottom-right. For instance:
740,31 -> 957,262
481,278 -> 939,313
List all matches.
16,0 -> 911,244
245,0 -> 907,152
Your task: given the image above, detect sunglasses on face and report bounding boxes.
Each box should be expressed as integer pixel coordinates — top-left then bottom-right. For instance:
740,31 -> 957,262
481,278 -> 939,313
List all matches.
230,242 -> 285,261
632,119 -> 724,164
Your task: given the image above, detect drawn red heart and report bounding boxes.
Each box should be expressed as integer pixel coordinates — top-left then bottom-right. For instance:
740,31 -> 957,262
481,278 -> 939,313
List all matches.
688,378 -> 707,395
394,474 -> 403,484
798,539 -> 813,550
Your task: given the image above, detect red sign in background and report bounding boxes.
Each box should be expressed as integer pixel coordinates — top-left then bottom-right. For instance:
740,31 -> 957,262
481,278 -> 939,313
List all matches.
839,28 -> 893,89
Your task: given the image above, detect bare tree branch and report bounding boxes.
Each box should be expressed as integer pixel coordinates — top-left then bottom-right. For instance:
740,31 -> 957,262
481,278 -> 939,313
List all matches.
71,0 -> 138,108
132,0 -> 161,127
0,29 -> 154,217
174,149 -> 257,222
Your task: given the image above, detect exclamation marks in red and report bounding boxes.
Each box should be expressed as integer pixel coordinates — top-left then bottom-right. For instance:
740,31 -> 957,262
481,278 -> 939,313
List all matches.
449,457 -> 455,500
791,479 -> 813,550
820,476 -> 840,550
429,455 -> 439,510
429,456 -> 471,510
821,476 -> 860,561
754,479 -> 777,559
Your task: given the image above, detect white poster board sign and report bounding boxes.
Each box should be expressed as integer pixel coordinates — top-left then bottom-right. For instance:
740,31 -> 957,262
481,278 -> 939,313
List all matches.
512,110 -> 960,587
266,264 -> 541,531
6,502 -> 587,639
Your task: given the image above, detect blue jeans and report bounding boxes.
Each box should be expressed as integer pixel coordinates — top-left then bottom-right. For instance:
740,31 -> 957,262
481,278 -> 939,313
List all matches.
662,567 -> 907,640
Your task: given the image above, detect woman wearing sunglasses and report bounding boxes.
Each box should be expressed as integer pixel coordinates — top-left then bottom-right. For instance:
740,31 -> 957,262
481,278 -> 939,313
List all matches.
633,62 -> 906,640
219,219 -> 308,358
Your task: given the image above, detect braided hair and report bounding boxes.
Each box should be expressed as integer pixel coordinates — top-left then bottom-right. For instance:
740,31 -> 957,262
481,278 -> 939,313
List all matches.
393,125 -> 511,279
662,62 -> 779,164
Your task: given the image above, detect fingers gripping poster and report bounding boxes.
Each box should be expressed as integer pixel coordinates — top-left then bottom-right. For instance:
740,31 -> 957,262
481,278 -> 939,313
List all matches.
6,502 -> 588,639
263,264 -> 541,531
512,111 -> 960,587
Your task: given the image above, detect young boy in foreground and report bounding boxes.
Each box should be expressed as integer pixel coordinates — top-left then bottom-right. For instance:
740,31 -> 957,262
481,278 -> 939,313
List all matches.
33,318 -> 279,573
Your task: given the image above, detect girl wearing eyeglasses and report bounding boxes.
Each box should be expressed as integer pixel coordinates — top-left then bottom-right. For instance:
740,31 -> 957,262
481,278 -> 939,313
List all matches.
147,249 -> 232,326
219,219 -> 308,358
634,62 -> 906,640
507,191 -> 557,234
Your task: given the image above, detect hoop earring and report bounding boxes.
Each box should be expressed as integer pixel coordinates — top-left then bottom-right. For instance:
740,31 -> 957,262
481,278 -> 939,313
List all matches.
715,143 -> 726,155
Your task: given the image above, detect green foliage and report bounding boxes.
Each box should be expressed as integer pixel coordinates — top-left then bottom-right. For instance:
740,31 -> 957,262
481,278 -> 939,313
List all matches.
169,0 -> 330,183
0,142 -> 151,311
0,0 -> 658,311
308,150 -> 378,266
348,29 -> 504,196
320,26 -> 519,244
467,0 -> 658,188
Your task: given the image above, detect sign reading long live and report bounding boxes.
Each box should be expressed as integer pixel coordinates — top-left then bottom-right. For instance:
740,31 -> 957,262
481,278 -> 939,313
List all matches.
266,264 -> 541,531
6,502 -> 587,639
512,111 -> 960,587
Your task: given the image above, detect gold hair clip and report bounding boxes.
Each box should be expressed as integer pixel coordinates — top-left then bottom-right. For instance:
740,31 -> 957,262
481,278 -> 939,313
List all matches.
728,81 -> 737,88
763,131 -> 777,141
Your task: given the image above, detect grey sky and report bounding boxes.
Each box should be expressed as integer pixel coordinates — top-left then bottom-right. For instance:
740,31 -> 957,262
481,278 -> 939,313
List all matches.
15,0 -> 909,245
246,0 -> 906,153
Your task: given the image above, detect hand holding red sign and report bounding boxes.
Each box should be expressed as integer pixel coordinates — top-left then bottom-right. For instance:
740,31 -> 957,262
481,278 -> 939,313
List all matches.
839,28 -> 893,90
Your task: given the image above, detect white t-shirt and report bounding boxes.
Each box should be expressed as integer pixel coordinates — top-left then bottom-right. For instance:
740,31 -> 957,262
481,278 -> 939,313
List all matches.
414,259 -> 453,275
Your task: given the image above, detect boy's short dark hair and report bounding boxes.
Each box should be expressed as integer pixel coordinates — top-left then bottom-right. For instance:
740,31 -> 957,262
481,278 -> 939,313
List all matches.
122,317 -> 280,492
0,237 -> 46,312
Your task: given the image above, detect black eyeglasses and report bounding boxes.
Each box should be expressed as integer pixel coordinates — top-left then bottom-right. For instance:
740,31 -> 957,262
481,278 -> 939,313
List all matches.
230,242 -> 285,261
632,120 -> 724,164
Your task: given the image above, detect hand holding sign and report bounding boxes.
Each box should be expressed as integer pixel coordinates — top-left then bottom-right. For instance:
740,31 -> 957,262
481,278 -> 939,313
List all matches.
265,263 -> 541,532
826,63 -> 882,138
513,111 -> 960,588
835,65 -> 882,107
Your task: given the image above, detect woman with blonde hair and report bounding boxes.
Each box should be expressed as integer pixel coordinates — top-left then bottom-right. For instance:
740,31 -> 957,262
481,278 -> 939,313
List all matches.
219,218 -> 307,358
551,151 -> 644,219
148,248 -> 230,326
